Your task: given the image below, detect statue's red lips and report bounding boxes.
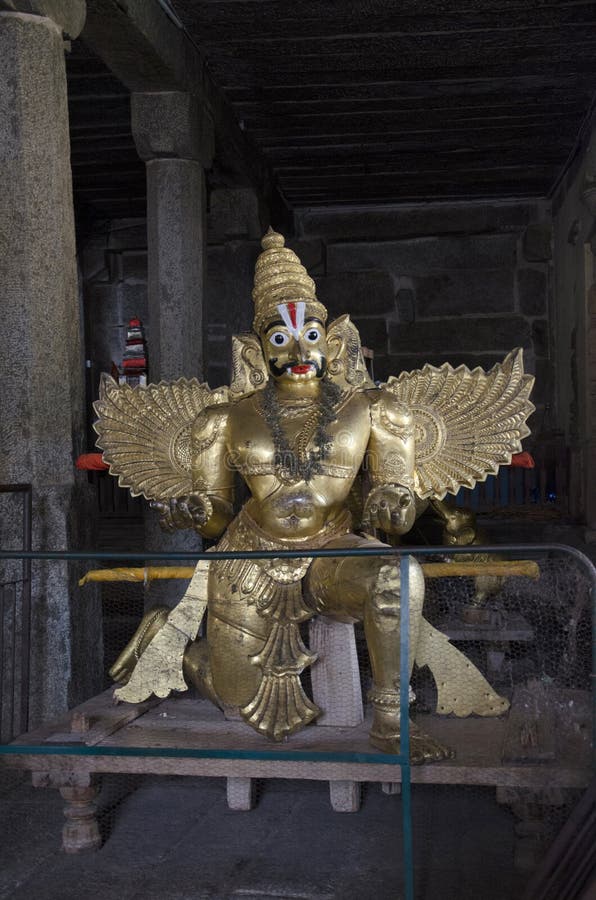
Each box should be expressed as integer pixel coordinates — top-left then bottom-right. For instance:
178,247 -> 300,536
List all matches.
290,364 -> 313,374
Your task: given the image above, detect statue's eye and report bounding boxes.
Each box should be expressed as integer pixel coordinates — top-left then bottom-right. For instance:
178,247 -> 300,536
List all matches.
270,331 -> 289,347
305,328 -> 320,343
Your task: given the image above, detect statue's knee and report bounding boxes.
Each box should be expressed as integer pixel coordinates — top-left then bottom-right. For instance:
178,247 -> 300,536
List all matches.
369,558 -> 424,618
405,557 -> 425,615
370,592 -> 400,618
370,564 -> 401,618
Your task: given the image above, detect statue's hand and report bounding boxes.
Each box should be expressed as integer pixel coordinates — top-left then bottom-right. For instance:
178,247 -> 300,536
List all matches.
150,493 -> 213,533
363,484 -> 416,535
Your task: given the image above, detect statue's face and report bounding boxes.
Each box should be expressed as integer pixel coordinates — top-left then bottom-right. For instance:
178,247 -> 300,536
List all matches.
261,302 -> 327,383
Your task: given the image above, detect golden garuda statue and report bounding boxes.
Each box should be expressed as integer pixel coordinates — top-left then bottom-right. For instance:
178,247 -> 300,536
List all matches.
94,229 -> 534,763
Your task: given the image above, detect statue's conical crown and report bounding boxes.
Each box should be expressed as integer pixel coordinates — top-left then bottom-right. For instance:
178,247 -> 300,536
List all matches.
252,229 -> 327,332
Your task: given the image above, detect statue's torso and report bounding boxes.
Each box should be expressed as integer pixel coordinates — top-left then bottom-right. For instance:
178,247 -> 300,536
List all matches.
228,389 -> 371,539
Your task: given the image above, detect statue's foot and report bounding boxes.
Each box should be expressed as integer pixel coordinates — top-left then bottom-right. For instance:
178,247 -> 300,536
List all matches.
370,715 -> 454,765
109,605 -> 169,684
182,640 -> 222,708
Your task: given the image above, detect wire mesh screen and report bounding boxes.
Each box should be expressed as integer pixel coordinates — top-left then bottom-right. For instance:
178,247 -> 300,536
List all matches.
408,556 -> 593,899
0,485 -> 31,744
0,547 -> 593,900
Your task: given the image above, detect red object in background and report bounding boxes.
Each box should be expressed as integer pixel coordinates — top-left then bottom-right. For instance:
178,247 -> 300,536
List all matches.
76,450 -> 534,473
510,452 -> 535,468
75,453 -> 109,471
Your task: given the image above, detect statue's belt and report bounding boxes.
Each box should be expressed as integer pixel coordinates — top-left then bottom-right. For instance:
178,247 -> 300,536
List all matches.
211,505 -> 352,587
241,462 -> 355,479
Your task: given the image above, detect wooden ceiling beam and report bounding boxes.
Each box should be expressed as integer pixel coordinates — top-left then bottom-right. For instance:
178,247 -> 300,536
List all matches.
207,59 -> 596,86
172,0 -> 596,42
82,0 -> 276,197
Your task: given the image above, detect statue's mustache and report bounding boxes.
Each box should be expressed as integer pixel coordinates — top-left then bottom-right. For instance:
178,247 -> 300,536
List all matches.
269,357 -> 327,377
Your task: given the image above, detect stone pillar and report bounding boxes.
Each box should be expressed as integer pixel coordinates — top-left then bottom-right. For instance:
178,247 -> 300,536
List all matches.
0,3 -> 101,725
205,186 -> 267,387
132,91 -> 212,381
131,92 -> 212,602
586,282 -> 596,533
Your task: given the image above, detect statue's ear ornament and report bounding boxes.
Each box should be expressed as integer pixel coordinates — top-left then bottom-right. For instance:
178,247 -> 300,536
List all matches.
326,315 -> 375,389
229,332 -> 269,398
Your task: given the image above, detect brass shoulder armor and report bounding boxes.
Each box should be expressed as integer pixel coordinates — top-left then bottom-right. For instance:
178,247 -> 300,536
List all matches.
369,387 -> 415,442
367,388 -> 416,489
191,395 -> 229,456
190,390 -> 232,494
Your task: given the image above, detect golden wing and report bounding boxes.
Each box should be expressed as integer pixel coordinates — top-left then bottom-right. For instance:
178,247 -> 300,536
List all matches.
93,375 -> 227,500
382,349 -> 535,500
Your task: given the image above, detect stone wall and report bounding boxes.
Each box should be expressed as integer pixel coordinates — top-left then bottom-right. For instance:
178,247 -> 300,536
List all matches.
82,219 -> 149,418
204,188 -> 267,387
296,200 -> 553,438
80,191 -> 265,403
551,122 -> 596,527
82,199 -> 554,441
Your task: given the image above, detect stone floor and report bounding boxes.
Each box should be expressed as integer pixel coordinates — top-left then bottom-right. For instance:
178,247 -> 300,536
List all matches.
0,771 -> 528,900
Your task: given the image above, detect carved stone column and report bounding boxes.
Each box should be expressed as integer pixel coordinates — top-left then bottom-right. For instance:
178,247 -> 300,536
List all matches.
131,91 -> 212,381
0,2 -> 101,723
131,92 -> 213,602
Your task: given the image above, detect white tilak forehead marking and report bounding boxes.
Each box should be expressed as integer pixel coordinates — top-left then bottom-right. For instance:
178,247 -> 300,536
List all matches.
277,302 -> 305,339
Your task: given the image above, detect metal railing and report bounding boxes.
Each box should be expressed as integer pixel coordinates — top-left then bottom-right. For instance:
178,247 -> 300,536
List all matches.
0,541 -> 594,900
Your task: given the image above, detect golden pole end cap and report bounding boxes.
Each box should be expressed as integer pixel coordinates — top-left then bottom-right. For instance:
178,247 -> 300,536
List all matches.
261,228 -> 285,251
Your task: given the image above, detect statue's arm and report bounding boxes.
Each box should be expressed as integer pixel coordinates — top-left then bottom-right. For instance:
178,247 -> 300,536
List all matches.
362,389 -> 417,535
152,405 -> 235,540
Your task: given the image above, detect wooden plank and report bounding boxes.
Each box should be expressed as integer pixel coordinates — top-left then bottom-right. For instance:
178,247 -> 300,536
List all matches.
230,84 -> 595,112
329,780 -> 361,812
6,751 -> 590,789
265,135 -> 573,159
226,776 -> 256,810
84,696 -> 164,746
438,611 -> 534,642
245,106 -> 587,134
192,27 -> 596,62
206,49 -> 596,85
43,694 -> 163,746
224,72 -> 596,104
270,150 -> 566,174
210,60 -> 596,89
309,618 -> 364,727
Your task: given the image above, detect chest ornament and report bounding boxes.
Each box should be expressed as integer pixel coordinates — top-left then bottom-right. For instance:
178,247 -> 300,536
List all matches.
258,379 -> 347,484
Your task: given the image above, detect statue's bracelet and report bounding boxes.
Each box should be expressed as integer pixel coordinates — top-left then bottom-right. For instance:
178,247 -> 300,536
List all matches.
190,492 -> 213,526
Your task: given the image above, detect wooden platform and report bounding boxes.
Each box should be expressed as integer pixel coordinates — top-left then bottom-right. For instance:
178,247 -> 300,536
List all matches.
2,689 -> 592,856
3,688 -> 591,786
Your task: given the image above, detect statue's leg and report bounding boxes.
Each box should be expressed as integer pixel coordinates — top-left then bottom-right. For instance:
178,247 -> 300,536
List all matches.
207,572 -> 270,712
109,604 -> 222,705
182,640 -> 221,707
109,605 -> 170,684
306,535 -> 452,763
109,565 -> 269,713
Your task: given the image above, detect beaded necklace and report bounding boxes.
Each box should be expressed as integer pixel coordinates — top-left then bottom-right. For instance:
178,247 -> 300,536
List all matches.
259,378 -> 344,483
